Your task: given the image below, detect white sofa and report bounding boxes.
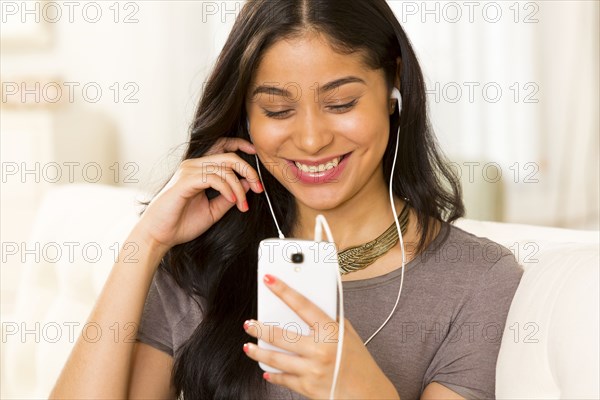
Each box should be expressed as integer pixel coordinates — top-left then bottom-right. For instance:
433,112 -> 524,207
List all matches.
1,184 -> 598,399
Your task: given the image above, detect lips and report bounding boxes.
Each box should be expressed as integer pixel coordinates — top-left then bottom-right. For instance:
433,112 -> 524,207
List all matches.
294,156 -> 342,173
285,153 -> 351,184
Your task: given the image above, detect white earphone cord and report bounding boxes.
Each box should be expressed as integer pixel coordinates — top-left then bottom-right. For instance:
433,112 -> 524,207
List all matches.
251,88 -> 405,400
255,156 -> 285,239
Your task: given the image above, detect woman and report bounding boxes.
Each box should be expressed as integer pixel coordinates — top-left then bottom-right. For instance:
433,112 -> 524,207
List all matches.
51,1 -> 523,399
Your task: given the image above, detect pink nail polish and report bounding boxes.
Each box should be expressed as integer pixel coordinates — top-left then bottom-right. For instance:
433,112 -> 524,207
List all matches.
243,343 -> 250,353
263,372 -> 270,380
264,274 -> 275,285
243,320 -> 250,330
257,182 -> 263,192
243,200 -> 249,211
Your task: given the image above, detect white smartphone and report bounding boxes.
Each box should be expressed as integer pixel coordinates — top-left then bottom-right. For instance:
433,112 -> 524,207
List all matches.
257,238 -> 339,373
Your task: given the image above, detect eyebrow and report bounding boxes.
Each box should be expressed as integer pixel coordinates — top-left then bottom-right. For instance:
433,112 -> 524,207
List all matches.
251,76 -> 366,98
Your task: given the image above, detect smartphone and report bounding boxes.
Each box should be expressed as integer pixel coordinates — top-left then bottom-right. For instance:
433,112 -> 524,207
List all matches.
257,238 -> 339,373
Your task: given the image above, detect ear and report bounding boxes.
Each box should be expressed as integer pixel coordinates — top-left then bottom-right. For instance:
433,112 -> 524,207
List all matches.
246,118 -> 253,143
395,57 -> 402,90
389,57 -> 403,114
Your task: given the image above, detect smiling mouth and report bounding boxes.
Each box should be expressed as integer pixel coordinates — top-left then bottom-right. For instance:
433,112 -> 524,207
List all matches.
288,153 -> 351,173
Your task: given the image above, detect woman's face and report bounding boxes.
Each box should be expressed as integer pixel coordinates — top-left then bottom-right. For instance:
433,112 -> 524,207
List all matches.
245,32 -> 393,211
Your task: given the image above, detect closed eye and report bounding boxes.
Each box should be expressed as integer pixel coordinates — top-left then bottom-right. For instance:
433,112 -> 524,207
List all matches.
262,109 -> 291,119
262,99 -> 358,119
328,99 -> 358,112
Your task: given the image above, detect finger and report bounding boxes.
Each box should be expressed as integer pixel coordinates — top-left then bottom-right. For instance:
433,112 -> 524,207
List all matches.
184,154 -> 263,193
206,137 -> 256,156
240,178 -> 252,193
201,170 -> 249,212
242,342 -> 306,375
175,167 -> 237,204
261,275 -> 336,332
213,155 -> 262,193
207,193 -> 238,222
180,164 -> 248,212
205,166 -> 258,212
244,319 -> 317,357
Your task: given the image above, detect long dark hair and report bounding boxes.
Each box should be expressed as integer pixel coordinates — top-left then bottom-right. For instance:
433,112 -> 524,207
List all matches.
147,1 -> 464,398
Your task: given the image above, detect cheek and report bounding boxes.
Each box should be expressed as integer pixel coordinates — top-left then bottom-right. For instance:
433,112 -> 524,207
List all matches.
250,123 -> 284,150
343,115 -> 390,150
245,102 -> 283,150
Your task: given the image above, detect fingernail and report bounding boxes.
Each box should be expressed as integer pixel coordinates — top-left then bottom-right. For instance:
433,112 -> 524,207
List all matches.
256,182 -> 263,192
243,320 -> 251,331
231,194 -> 237,203
263,372 -> 270,380
242,200 -> 249,211
264,274 -> 276,285
243,343 -> 250,353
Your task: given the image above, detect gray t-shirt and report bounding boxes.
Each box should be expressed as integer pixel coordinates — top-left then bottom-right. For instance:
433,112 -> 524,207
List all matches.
136,222 -> 523,399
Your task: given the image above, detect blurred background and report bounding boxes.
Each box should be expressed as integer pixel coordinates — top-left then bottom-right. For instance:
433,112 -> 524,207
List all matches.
0,2 -> 598,395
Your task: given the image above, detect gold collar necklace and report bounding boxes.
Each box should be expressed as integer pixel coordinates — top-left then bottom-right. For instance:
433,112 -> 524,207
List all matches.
338,202 -> 410,275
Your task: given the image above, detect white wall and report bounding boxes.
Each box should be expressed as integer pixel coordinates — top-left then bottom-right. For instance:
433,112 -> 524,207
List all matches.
1,1 -> 226,191
392,0 -> 599,228
1,0 -> 229,313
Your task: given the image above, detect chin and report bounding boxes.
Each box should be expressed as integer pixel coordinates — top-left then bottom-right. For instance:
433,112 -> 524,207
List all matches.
291,187 -> 347,211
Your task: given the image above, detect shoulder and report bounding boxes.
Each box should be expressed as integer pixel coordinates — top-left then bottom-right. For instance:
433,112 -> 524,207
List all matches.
418,224 -> 524,399
139,266 -> 208,356
420,221 -> 524,287
150,266 -> 207,326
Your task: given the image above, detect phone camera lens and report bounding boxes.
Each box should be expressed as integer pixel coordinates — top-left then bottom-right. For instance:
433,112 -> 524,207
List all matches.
291,253 -> 304,264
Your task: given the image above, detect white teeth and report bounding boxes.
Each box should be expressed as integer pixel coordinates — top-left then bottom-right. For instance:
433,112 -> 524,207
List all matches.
295,157 -> 341,173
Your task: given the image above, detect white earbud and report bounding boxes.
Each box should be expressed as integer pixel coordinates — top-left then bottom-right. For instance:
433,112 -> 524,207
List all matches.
391,87 -> 402,114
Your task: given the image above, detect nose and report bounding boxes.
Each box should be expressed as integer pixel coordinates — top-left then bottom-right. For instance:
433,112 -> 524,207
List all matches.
291,114 -> 334,154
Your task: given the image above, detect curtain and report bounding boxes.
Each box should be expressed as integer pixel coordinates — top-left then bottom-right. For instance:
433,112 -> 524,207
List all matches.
390,0 -> 599,228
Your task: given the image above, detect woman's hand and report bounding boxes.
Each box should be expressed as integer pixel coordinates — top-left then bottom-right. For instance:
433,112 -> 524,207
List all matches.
135,137 -> 263,254
242,274 -> 401,400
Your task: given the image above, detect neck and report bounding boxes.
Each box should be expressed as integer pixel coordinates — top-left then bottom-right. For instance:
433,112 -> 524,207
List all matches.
291,173 -> 406,251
